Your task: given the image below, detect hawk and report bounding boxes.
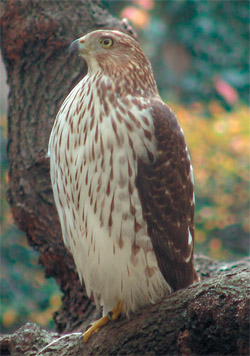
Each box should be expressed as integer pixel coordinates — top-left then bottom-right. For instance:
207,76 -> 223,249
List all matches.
48,29 -> 198,341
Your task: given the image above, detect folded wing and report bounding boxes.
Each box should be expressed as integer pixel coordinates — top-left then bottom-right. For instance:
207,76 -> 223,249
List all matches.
136,99 -> 198,291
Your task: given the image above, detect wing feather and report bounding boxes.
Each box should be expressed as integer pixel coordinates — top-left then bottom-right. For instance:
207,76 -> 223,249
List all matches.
136,99 -> 198,291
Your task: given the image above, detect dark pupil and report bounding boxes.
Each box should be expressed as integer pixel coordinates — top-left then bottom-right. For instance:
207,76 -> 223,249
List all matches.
103,38 -> 110,45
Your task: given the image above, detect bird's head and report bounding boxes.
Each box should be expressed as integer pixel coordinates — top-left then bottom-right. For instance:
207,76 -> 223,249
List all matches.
70,29 -> 147,70
69,29 -> 158,96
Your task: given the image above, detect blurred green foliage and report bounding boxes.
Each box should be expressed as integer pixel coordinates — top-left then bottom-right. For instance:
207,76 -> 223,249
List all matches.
1,0 -> 249,334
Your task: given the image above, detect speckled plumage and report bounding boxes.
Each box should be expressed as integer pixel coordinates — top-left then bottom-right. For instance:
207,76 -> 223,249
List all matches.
48,30 -> 197,317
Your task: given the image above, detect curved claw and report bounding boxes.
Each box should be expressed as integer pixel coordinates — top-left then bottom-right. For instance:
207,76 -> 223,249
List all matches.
82,301 -> 124,342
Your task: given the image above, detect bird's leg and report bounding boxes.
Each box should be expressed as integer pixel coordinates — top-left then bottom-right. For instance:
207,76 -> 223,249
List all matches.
83,301 -> 124,342
111,300 -> 124,320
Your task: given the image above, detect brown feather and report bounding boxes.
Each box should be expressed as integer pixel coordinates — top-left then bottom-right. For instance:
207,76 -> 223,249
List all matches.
136,99 -> 198,291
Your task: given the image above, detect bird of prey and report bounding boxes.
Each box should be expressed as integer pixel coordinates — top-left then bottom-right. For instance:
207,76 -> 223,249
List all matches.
48,29 -> 198,342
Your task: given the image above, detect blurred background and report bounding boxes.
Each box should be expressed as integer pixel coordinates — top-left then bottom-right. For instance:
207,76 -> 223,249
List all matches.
1,0 -> 249,334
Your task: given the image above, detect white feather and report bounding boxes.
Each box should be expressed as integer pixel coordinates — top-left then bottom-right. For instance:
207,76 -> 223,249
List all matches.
49,73 -> 171,315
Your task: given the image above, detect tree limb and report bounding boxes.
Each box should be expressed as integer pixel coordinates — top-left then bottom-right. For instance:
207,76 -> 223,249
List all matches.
1,259 -> 249,355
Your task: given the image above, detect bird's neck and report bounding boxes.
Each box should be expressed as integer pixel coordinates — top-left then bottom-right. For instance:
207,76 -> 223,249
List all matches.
87,65 -> 159,99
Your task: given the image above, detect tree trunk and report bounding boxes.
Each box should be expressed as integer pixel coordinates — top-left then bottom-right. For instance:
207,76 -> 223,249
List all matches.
1,1 -> 249,355
1,0 -> 136,333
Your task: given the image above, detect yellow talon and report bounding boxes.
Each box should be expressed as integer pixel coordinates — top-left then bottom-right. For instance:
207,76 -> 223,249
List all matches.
83,315 -> 109,342
82,301 -> 124,342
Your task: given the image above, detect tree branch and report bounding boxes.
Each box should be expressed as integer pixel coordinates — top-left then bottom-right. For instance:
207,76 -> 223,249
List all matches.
1,258 -> 249,355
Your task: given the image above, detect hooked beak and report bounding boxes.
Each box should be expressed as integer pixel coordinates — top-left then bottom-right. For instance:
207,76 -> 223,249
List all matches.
69,38 -> 89,55
69,39 -> 79,54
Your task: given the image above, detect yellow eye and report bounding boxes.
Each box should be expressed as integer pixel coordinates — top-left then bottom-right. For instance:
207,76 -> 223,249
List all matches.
100,38 -> 113,48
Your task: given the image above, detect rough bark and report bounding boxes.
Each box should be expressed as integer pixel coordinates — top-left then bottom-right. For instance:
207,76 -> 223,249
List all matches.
1,259 -> 249,356
1,1 -> 249,356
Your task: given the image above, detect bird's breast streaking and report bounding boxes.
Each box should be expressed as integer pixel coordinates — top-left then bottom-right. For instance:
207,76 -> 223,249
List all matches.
48,29 -> 197,342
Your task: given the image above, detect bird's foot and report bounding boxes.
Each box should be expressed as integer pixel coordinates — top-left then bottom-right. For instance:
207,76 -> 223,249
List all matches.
82,301 -> 124,342
83,315 -> 109,343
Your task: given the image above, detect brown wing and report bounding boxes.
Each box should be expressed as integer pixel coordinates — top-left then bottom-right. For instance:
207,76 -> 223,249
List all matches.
136,99 -> 197,291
